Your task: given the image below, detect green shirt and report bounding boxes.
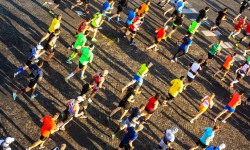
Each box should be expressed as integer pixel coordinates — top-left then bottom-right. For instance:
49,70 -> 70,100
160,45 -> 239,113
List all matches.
74,33 -> 87,49
136,63 -> 148,77
79,47 -> 93,64
188,21 -> 199,34
247,56 -> 250,63
91,12 -> 102,27
209,43 -> 220,55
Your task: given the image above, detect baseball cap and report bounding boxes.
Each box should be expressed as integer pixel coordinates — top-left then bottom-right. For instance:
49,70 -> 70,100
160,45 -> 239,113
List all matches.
5,137 -> 15,144
77,96 -> 84,102
219,143 -> 226,149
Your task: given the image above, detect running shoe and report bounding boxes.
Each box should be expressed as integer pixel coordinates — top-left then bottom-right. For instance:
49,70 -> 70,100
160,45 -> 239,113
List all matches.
42,1 -> 48,6
243,50 -> 247,56
111,134 -> 115,139
80,75 -> 87,80
91,38 -> 97,42
49,10 -> 55,15
222,120 -> 227,123
88,99 -> 92,103
117,17 -> 122,22
190,119 -> 194,124
13,92 -> 17,100
65,78 -> 69,83
174,57 -> 178,62
39,146 -> 45,149
235,43 -> 239,47
213,118 -> 217,122
66,60 -> 72,64
108,17 -> 112,22
14,73 -> 18,78
129,42 -> 135,46
31,94 -> 38,99
80,115 -> 88,119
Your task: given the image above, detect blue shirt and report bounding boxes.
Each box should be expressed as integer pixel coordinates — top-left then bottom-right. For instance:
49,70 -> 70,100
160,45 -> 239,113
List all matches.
100,1 -> 110,15
126,10 -> 136,25
29,48 -> 37,59
205,146 -> 220,150
179,36 -> 192,51
200,127 -> 215,145
175,0 -> 184,13
122,127 -> 138,144
29,64 -> 43,81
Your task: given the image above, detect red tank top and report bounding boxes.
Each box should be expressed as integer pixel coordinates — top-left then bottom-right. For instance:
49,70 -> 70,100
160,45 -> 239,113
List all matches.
146,96 -> 158,111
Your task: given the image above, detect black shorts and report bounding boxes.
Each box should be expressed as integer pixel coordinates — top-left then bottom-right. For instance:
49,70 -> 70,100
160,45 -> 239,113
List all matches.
118,141 -> 131,150
118,100 -> 131,110
40,135 -> 48,141
25,60 -> 32,66
219,65 -> 228,71
207,52 -> 215,59
90,24 -> 98,29
186,30 -> 192,36
81,83 -> 90,96
117,4 -> 123,14
129,28 -> 136,34
81,0 -> 89,4
196,139 -> 208,148
167,93 -> 174,100
60,109 -> 73,123
81,100 -> 88,110
215,19 -> 221,26
240,6 -> 246,14
54,0 -> 61,5
28,79 -> 37,88
47,30 -> 52,34
172,24 -> 178,30
187,75 -> 194,83
155,37 -> 161,44
145,107 -> 155,114
44,44 -> 54,53
171,10 -> 179,18
79,61 -> 86,69
236,71 -> 245,80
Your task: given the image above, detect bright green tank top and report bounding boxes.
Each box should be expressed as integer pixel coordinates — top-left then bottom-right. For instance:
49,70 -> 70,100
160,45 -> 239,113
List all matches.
209,43 -> 220,55
136,64 -> 148,76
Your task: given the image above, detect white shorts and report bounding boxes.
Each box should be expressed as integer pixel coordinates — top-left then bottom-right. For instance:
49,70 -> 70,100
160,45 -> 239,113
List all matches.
159,139 -> 168,150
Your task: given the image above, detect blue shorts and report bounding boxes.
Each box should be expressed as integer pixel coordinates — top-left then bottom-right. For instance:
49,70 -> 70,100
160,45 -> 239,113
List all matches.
224,105 -> 235,113
133,74 -> 143,84
243,30 -> 250,36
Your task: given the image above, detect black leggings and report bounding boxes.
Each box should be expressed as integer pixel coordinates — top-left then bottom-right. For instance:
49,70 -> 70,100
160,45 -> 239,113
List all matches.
173,49 -> 186,59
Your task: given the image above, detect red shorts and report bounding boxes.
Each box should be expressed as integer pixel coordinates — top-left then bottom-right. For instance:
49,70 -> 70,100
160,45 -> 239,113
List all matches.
234,25 -> 242,31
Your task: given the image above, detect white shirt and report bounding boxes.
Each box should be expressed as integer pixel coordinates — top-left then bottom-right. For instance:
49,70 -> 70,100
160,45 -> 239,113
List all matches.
164,129 -> 175,142
187,62 -> 201,79
242,64 -> 249,72
202,96 -> 214,108
0,140 -> 11,150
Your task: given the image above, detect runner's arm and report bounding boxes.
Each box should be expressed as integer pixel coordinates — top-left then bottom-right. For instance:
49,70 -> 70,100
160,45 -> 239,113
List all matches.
246,67 -> 250,76
129,140 -> 134,149
98,78 -> 105,89
132,117 -> 140,124
37,77 -> 43,83
154,101 -> 159,109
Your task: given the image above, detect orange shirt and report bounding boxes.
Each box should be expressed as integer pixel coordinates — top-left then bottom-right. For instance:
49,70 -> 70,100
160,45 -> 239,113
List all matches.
228,93 -> 241,108
223,55 -> 233,70
137,3 -> 149,16
40,116 -> 56,137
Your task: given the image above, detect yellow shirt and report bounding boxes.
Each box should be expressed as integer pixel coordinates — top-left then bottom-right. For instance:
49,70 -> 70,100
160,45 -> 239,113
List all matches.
48,18 -> 60,33
169,79 -> 183,97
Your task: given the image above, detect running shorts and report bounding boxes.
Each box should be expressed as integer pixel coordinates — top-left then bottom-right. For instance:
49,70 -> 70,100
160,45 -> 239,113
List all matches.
81,0 -> 89,4
145,107 -> 155,114
155,37 -> 162,44
117,4 -> 123,14
167,93 -> 175,100
28,79 -> 37,88
234,25 -> 242,31
171,10 -> 179,18
236,70 -> 245,79
25,59 -> 32,66
215,19 -> 221,26
54,0 -> 61,5
133,74 -> 143,84
199,104 -> 207,112
219,65 -> 228,71
207,52 -> 215,59
44,44 -> 54,53
240,6 -> 246,14
60,109 -> 73,123
224,104 -> 235,113
118,141 -> 131,150
243,30 -> 250,36
129,28 -> 136,34
79,61 -> 87,69
39,135 -> 48,141
81,83 -> 90,96
187,75 -> 194,83
118,100 -> 131,110
196,139 -> 208,148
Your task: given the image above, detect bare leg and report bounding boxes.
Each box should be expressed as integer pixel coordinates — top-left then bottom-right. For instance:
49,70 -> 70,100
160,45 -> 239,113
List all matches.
145,114 -> 152,121
222,112 -> 233,121
45,52 -> 54,62
191,110 -> 204,121
39,33 -> 50,43
119,109 -> 128,120
146,44 -> 157,50
214,109 -> 227,121
28,140 -> 44,149
71,2 -> 83,9
110,107 -> 121,117
121,80 -> 136,93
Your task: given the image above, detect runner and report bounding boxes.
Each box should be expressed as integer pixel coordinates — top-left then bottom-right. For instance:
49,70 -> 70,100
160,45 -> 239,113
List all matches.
87,70 -> 109,102
117,8 -> 139,32
185,19 -> 202,37
108,0 -> 129,22
189,126 -> 220,150
233,0 -> 250,22
146,26 -> 168,51
39,29 -> 60,64
116,127 -> 138,150
213,53 -> 236,81
121,62 -> 153,93
157,0 -> 171,8
107,85 -> 137,122
71,0 -> 90,13
111,105 -> 145,139
66,30 -> 90,64
42,0 -> 61,14
183,59 -> 203,90
52,144 -> 67,150
171,34 -> 193,63
228,16 -> 247,39
229,61 -> 250,88
137,1 -> 150,16
163,0 -> 182,16
205,143 -> 226,150
235,22 -> 250,47
201,40 -> 223,68
65,44 -> 94,82
13,60 -> 43,100
166,14 -> 184,39
56,96 -> 85,131
189,93 -> 215,124
243,42 -> 250,56
75,18 -> 92,35
39,14 -> 62,44
89,11 -> 105,42
140,93 -> 161,121
210,8 -> 228,32
14,44 -> 43,78
154,127 -> 178,150
98,0 -> 114,26
26,113 -> 59,150
196,7 -> 210,22
162,76 -> 185,106
123,13 -> 146,45
214,91 -> 245,123
0,137 -> 15,150
164,0 -> 185,24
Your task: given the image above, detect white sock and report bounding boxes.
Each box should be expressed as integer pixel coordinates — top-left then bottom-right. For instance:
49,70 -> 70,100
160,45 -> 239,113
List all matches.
81,71 -> 85,77
67,73 -> 74,79
229,32 -> 233,37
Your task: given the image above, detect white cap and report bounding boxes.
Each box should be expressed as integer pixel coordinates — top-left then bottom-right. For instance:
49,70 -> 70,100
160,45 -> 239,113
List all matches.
36,44 -> 43,50
219,143 -> 226,149
171,127 -> 178,134
103,70 -> 109,75
77,96 -> 84,102
5,137 -> 15,144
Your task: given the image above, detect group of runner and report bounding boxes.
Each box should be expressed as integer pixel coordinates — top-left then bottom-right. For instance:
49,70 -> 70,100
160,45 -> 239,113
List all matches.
7,0 -> 250,149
